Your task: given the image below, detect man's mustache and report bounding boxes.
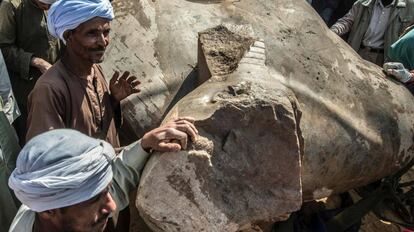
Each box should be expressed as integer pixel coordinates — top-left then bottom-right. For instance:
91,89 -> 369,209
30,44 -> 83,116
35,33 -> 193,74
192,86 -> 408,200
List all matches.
88,46 -> 106,52
95,213 -> 110,225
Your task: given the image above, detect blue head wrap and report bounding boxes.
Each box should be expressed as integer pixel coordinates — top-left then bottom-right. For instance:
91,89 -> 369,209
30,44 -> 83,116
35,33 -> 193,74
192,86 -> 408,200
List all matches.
47,0 -> 114,44
8,129 -> 115,212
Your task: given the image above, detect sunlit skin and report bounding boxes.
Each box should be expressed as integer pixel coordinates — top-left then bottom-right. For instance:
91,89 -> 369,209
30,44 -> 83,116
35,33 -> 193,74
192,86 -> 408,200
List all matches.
33,186 -> 117,232
61,17 -> 141,104
62,17 -> 111,77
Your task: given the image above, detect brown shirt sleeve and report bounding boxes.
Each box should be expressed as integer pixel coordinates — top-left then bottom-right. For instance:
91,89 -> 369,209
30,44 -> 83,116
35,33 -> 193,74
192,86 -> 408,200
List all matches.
26,81 -> 66,142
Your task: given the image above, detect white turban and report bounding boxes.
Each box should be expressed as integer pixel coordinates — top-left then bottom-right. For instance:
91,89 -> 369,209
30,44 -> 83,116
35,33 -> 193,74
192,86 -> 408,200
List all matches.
47,0 -> 114,44
8,129 -> 115,212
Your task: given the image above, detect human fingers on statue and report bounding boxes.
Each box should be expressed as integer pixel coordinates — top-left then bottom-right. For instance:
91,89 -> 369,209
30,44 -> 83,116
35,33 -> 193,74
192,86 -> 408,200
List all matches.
174,119 -> 198,138
147,128 -> 187,151
142,117 -> 198,152
383,62 -> 405,73
161,128 -> 188,150
387,69 -> 411,83
387,69 -> 398,76
158,140 -> 182,152
171,122 -> 197,142
176,117 -> 196,123
110,71 -> 120,85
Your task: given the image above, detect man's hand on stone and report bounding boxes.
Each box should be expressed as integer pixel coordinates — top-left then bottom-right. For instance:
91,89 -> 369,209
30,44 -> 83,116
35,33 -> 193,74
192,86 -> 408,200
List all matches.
109,71 -> 141,103
30,57 -> 52,74
141,117 -> 199,152
383,62 -> 413,83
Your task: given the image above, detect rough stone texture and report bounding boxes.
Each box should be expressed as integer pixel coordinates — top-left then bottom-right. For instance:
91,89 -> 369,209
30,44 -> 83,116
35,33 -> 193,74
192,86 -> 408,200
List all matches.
137,32 -> 303,231
102,0 -> 414,231
197,25 -> 255,83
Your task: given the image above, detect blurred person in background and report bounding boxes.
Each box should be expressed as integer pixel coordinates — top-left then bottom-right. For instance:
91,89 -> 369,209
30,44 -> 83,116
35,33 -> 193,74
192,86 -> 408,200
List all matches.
0,49 -> 20,232
0,0 -> 60,145
330,0 -> 414,66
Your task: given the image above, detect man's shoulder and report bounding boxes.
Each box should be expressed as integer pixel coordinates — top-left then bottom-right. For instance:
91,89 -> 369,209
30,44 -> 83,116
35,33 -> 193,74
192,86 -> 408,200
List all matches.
353,0 -> 369,4
352,0 -> 372,7
9,205 -> 34,232
34,64 -> 68,93
403,0 -> 414,8
2,0 -> 23,10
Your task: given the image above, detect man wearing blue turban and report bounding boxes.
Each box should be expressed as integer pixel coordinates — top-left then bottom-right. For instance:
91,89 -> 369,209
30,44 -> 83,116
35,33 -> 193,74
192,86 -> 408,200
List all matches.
23,0 -> 199,230
25,0 -> 140,150
8,121 -> 198,231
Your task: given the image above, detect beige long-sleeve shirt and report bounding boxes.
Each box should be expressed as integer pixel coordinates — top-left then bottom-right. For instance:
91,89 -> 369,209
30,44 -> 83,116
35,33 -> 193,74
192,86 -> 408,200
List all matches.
8,140 -> 150,232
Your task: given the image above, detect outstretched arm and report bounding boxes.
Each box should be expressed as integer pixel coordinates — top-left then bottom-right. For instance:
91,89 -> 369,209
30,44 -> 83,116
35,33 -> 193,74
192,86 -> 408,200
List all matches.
110,118 -> 198,210
330,3 -> 357,36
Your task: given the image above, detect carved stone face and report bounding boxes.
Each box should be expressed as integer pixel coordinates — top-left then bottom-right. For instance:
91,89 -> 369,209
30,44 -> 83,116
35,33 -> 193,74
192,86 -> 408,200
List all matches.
104,1 -> 414,230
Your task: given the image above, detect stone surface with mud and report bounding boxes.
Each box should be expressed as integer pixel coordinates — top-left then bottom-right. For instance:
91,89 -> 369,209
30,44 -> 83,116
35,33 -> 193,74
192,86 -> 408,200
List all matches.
103,0 -> 414,231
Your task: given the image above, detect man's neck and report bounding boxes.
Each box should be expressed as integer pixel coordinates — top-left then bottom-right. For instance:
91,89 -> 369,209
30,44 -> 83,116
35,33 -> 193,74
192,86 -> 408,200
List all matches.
61,53 -> 94,77
33,215 -> 60,232
381,0 -> 394,7
29,0 -> 42,10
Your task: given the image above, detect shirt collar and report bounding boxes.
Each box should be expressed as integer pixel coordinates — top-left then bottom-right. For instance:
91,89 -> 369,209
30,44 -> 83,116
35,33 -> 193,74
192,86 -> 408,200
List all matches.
376,0 -> 397,8
28,0 -> 43,11
365,0 -> 403,7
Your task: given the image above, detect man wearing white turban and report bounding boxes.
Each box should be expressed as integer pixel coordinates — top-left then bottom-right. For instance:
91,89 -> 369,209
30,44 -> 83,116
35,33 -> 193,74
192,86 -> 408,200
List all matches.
26,0 -> 137,149
0,0 -> 60,145
8,118 -> 198,232
25,1 -> 198,230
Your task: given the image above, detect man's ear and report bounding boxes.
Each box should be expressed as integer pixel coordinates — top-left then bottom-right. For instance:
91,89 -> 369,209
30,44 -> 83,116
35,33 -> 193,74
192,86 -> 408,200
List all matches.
37,209 -> 60,220
63,30 -> 73,44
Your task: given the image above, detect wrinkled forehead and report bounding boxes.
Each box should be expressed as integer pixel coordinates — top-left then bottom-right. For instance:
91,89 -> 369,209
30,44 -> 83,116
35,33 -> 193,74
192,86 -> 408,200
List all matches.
75,17 -> 111,32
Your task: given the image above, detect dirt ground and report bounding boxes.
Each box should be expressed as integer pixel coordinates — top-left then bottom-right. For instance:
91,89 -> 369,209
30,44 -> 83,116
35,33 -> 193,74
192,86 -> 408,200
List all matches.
360,212 -> 400,232
128,189 -> 404,232
129,205 -> 403,232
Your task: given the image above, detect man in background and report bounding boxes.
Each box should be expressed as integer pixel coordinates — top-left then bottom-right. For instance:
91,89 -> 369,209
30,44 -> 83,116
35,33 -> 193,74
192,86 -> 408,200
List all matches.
0,0 -> 60,145
330,0 -> 414,66
0,49 -> 20,232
